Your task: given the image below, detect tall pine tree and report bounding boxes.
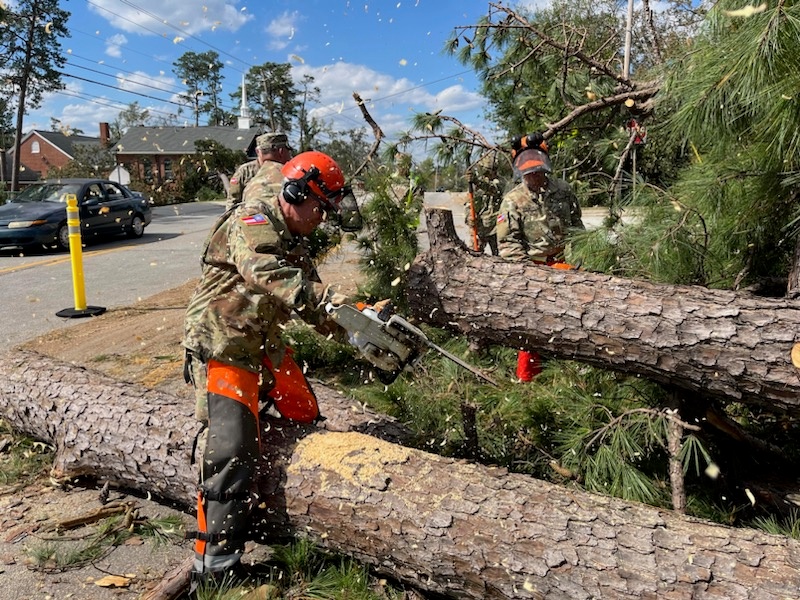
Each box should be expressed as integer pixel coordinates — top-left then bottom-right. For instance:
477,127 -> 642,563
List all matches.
0,0 -> 70,190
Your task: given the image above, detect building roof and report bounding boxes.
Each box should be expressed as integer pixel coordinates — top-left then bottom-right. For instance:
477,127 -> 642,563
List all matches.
1,159 -> 39,183
114,126 -> 260,156
29,130 -> 101,159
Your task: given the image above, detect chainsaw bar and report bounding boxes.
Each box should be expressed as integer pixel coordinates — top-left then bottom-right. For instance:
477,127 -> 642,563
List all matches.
422,338 -> 499,387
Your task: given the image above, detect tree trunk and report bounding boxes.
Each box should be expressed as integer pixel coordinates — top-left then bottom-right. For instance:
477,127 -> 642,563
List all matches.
2,350 -> 800,599
406,209 -> 800,413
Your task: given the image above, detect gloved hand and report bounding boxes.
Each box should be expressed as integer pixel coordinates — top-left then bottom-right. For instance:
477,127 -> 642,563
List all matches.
373,298 -> 392,313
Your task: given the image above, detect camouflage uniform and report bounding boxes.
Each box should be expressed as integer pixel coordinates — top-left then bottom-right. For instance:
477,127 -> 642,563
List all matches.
466,156 -> 504,255
226,159 -> 284,211
496,178 -> 584,263
183,168 -> 336,578
226,132 -> 291,211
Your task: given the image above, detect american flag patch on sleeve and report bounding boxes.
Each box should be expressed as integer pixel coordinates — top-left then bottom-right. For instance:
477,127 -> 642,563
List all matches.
496,213 -> 506,224
242,213 -> 268,225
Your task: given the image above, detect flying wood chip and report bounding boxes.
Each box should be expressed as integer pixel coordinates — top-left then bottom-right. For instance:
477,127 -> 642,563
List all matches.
792,343 -> 800,368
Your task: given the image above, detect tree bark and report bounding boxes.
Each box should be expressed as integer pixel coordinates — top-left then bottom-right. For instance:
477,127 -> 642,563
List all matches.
406,208 -> 800,413
2,350 -> 800,599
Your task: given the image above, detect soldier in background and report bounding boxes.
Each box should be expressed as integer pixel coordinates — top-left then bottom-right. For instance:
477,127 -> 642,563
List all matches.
465,151 -> 504,255
496,142 -> 584,380
226,132 -> 292,210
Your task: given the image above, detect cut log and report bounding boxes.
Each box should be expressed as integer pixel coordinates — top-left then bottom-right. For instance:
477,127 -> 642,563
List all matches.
407,208 -> 800,413
2,350 -> 800,599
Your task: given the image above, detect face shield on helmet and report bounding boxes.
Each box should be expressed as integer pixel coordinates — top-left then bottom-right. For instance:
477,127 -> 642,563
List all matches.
512,148 -> 552,178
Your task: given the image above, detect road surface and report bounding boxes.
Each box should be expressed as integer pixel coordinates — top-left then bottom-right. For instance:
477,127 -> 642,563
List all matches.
0,201 -> 225,347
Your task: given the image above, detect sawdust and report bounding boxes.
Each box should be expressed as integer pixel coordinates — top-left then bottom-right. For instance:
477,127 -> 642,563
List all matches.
289,431 -> 412,488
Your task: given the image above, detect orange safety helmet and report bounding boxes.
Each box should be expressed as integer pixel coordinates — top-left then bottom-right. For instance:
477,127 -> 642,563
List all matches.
513,148 -> 552,178
281,151 -> 346,211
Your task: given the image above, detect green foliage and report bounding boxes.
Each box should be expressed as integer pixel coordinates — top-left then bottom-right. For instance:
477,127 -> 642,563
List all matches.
173,51 -> 226,126
355,171 -> 424,310
49,143 -> 116,180
24,510 -> 184,572
232,62 -> 300,133
751,510 -> 800,539
179,139 -> 246,201
0,419 -> 53,486
314,127 -> 373,177
109,102 -> 152,143
192,538 -> 404,599
0,0 -> 71,188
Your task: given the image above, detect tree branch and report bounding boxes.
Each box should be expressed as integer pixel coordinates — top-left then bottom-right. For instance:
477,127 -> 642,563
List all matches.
351,92 -> 384,178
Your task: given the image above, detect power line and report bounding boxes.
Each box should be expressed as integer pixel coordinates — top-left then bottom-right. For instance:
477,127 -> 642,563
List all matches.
57,88 -> 180,121
56,3 -> 482,137
65,56 -> 242,114
58,70 -> 187,109
114,0 -> 251,72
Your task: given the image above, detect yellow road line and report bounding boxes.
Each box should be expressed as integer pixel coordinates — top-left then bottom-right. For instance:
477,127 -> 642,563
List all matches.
0,245 -> 130,275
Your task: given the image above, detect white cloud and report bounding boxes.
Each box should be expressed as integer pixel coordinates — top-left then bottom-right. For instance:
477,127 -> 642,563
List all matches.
266,11 -> 302,51
86,0 -> 252,36
116,70 -> 175,95
292,61 -> 483,138
105,34 -> 128,58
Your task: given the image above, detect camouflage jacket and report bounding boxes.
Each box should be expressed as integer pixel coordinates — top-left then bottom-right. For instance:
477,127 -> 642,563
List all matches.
184,187 -> 332,373
226,159 -> 284,211
465,174 -> 505,236
496,178 -> 584,262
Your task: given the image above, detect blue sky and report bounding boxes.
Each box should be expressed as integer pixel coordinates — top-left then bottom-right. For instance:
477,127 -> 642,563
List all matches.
25,0 -> 512,147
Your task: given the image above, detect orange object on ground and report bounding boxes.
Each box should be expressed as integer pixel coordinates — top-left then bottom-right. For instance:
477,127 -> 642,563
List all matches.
516,350 -> 542,381
263,348 -> 320,423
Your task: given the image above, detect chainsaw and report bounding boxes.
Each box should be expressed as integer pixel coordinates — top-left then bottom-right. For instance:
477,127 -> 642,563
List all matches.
324,302 -> 498,386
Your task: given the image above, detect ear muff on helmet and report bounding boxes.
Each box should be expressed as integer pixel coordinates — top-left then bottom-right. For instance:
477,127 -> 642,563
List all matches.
281,151 -> 346,211
282,166 -> 321,205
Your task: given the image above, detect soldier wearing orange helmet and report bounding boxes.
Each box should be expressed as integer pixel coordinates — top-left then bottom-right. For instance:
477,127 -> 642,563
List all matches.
183,150 -> 354,587
496,137 -> 584,380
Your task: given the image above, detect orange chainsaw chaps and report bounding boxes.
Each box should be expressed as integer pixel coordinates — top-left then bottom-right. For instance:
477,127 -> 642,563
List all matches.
263,349 -> 320,423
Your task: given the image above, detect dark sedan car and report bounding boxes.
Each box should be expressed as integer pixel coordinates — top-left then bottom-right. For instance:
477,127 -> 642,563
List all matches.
0,178 -> 152,251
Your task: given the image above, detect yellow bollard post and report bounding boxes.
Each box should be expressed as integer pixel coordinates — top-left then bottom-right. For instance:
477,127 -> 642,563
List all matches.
56,194 -> 106,318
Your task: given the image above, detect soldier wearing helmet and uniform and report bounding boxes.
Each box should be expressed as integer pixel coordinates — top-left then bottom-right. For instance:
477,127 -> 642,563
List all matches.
183,150 -> 353,587
226,131 -> 293,211
496,136 -> 584,380
496,142 -> 584,263
465,151 -> 504,255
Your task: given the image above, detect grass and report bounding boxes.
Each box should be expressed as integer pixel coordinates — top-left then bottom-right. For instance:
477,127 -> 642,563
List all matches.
0,418 -> 54,488
23,510 -> 185,572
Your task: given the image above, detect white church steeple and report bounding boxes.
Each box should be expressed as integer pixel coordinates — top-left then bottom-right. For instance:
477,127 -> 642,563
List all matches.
237,75 -> 251,130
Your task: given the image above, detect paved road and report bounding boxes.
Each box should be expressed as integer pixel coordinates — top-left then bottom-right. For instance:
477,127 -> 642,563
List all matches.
0,201 -> 226,347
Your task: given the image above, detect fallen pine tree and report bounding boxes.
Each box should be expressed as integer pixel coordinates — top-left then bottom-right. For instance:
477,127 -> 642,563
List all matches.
1,350 -> 799,599
407,209 -> 800,414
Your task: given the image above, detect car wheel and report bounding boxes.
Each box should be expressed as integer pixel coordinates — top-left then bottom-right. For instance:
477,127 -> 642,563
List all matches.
57,223 -> 70,251
127,214 -> 145,238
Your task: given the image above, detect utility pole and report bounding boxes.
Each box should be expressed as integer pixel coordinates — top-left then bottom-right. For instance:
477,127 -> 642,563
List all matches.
623,0 -> 634,80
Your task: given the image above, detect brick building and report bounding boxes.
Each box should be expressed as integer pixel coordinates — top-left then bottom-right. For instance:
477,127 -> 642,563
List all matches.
113,125 -> 259,190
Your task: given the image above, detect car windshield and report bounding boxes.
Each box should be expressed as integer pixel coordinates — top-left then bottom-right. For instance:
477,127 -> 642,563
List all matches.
13,183 -> 83,203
